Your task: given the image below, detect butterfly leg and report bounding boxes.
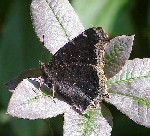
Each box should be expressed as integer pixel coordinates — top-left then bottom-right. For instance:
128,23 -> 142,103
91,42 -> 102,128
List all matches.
51,81 -> 55,98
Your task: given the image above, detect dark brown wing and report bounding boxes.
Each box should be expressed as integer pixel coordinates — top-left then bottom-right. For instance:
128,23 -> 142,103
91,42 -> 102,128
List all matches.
41,27 -> 109,112
53,64 -> 99,112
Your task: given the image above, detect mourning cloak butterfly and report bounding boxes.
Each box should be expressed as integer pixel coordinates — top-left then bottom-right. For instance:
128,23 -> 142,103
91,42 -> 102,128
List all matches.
40,27 -> 109,113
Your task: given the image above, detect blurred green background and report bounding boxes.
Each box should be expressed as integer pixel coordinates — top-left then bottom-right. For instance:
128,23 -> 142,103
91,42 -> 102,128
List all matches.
0,0 -> 150,135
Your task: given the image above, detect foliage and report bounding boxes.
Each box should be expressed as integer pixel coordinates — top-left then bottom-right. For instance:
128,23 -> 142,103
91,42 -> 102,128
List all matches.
0,0 -> 150,136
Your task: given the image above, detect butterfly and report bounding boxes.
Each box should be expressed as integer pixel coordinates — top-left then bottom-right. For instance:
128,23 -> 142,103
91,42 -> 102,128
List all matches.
40,27 -> 110,113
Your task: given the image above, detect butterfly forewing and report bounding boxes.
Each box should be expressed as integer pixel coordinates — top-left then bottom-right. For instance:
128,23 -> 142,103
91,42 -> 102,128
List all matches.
41,27 -> 109,112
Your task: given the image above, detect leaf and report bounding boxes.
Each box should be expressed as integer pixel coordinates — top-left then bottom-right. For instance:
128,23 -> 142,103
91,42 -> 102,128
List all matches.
63,104 -> 112,136
31,0 -> 84,54
106,58 -> 150,127
104,35 -> 134,79
7,78 -> 70,119
7,78 -> 113,135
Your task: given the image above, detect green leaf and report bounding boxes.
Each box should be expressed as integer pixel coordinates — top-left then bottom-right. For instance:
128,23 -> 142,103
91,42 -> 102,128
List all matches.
63,104 -> 112,136
106,58 -> 150,127
7,78 -> 113,135
7,78 -> 70,119
104,35 -> 134,79
31,0 -> 84,54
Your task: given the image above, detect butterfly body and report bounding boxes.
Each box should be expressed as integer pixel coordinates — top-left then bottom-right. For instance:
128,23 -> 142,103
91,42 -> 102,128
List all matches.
40,27 -> 109,112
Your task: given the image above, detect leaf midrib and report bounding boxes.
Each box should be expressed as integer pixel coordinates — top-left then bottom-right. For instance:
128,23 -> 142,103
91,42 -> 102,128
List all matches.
108,91 -> 150,107
46,0 -> 70,41
107,75 -> 150,88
